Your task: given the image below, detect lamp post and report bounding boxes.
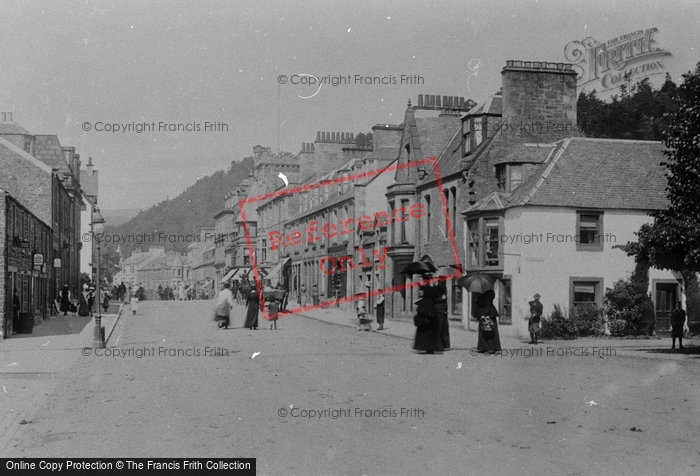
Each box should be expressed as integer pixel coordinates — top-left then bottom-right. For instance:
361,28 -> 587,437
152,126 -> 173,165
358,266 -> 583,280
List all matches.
91,206 -> 106,348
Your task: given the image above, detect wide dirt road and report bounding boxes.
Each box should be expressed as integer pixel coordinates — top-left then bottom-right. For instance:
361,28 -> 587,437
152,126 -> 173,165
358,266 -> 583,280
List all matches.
5,300 -> 700,475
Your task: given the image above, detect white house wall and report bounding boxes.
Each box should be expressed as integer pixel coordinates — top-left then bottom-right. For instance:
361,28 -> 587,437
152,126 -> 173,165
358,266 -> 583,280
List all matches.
500,206 -> 680,338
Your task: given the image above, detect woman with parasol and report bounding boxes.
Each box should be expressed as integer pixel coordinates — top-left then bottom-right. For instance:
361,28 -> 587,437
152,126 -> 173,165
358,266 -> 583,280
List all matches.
475,289 -> 501,354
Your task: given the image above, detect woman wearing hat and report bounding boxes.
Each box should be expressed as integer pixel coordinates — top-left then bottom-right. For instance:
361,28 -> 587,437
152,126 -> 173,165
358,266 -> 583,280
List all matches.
413,280 -> 444,354
60,285 -> 71,316
528,294 -> 543,345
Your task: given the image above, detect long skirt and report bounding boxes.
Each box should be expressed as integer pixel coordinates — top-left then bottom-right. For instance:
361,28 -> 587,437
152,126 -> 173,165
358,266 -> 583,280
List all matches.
78,297 -> 90,317
440,313 -> 450,349
244,304 -> 259,328
477,325 -> 502,353
414,322 -> 443,353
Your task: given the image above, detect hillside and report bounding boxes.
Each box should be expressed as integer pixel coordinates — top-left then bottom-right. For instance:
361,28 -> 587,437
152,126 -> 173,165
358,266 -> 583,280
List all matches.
101,208 -> 142,227
103,156 -> 254,257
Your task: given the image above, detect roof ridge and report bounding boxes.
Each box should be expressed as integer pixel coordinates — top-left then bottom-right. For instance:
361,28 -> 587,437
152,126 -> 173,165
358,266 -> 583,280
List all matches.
516,138 -> 570,207
568,137 -> 663,145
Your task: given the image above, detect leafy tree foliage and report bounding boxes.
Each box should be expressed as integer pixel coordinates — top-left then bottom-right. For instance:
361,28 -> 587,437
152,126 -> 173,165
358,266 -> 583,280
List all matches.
355,132 -> 373,148
577,76 -> 678,140
618,62 -> 700,273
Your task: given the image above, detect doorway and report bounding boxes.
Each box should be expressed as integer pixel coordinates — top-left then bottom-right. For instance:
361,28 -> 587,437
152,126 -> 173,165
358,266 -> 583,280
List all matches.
654,282 -> 678,332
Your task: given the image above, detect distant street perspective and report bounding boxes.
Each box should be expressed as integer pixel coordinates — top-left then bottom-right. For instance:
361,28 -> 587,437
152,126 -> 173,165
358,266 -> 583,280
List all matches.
2,300 -> 700,474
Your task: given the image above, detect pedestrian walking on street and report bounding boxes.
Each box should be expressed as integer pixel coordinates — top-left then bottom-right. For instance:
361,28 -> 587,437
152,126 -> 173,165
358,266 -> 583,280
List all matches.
244,280 -> 261,329
375,290 -> 385,330
300,284 -> 308,307
12,288 -> 20,335
102,292 -> 110,313
88,286 -> 96,316
78,286 -> 91,317
130,293 -> 139,315
671,301 -> 688,350
413,282 -> 443,354
214,282 -> 235,329
60,285 -> 71,316
528,293 -> 543,345
476,290 -> 501,354
312,284 -> 320,306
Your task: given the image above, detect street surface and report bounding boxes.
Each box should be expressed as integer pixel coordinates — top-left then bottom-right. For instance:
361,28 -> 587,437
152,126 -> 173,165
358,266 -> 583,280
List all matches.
1,300 -> 699,475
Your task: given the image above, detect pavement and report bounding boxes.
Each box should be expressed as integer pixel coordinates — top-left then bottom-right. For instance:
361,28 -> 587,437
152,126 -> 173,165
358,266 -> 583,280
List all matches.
0,302 -> 125,453
294,305 -> 700,361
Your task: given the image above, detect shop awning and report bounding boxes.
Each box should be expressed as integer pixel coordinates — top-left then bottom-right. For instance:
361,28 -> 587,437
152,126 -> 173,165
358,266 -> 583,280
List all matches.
266,257 -> 291,284
222,268 -> 237,282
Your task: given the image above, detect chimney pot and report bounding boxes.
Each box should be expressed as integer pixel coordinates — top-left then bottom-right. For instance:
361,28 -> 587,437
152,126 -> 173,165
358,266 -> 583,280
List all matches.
436,96 -> 441,107
506,60 -> 514,67
515,60 -> 523,67
524,61 -> 532,68
418,94 -> 423,106
443,96 -> 448,107
317,131 -> 321,141
548,62 -> 556,69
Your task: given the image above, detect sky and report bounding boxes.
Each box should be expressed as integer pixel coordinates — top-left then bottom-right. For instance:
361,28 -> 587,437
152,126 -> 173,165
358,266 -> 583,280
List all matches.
0,0 -> 697,211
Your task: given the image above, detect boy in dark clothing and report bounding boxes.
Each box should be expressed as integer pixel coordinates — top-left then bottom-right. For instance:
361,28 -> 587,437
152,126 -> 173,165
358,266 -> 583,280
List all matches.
528,293 -> 543,345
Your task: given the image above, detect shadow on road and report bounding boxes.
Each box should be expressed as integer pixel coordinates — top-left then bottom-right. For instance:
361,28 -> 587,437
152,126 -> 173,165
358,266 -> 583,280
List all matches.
627,345 -> 700,359
12,315 -> 92,339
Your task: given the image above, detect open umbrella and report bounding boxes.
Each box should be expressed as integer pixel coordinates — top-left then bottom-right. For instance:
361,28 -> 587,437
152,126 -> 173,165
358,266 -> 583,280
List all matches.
435,266 -> 460,277
458,273 -> 494,293
401,261 -> 438,275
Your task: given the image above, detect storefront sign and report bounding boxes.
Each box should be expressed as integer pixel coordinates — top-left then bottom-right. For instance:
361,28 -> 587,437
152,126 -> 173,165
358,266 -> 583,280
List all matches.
34,253 -> 44,266
53,258 -> 62,268
564,28 -> 672,92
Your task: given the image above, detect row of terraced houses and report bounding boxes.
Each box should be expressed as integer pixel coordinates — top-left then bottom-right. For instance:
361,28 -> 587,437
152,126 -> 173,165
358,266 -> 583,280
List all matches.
127,60 -> 696,338
0,113 -> 100,339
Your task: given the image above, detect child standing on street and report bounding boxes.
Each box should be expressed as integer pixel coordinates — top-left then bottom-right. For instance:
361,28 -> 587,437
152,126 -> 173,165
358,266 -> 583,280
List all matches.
356,295 -> 372,331
130,294 -> 139,315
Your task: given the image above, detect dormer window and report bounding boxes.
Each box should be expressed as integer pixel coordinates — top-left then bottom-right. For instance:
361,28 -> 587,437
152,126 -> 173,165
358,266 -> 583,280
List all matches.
495,164 -> 523,192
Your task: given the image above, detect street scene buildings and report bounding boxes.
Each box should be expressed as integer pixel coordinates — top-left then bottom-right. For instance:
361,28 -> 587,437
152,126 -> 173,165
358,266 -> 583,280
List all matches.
1,2 -> 698,473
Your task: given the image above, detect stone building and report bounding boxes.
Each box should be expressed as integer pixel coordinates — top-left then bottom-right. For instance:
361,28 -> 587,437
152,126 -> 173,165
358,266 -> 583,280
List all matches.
0,114 -> 78,334
460,60 -> 685,337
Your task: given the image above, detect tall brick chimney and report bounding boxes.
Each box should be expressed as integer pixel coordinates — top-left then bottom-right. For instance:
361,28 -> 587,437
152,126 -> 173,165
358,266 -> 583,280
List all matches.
501,61 -> 578,135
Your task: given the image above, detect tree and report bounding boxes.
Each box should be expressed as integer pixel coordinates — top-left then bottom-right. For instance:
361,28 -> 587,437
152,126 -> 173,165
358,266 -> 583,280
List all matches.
355,132 -> 373,149
624,62 -> 700,273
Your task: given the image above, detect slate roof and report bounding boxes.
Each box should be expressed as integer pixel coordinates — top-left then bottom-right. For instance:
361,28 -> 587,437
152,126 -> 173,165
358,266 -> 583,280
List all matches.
34,135 -> 71,173
416,124 -> 462,187
506,137 -> 668,210
81,170 -> 99,197
462,94 -> 502,118
413,116 -> 462,162
0,122 -> 34,136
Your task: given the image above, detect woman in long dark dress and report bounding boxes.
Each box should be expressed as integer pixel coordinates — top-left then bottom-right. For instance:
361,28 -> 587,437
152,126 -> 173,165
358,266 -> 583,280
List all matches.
60,285 -> 71,316
476,289 -> 501,354
78,289 -> 91,317
413,284 -> 443,354
244,283 -> 261,329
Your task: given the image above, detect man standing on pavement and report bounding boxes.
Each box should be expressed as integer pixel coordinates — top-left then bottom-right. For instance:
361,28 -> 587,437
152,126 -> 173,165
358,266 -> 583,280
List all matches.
528,293 -> 543,345
671,301 -> 688,350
